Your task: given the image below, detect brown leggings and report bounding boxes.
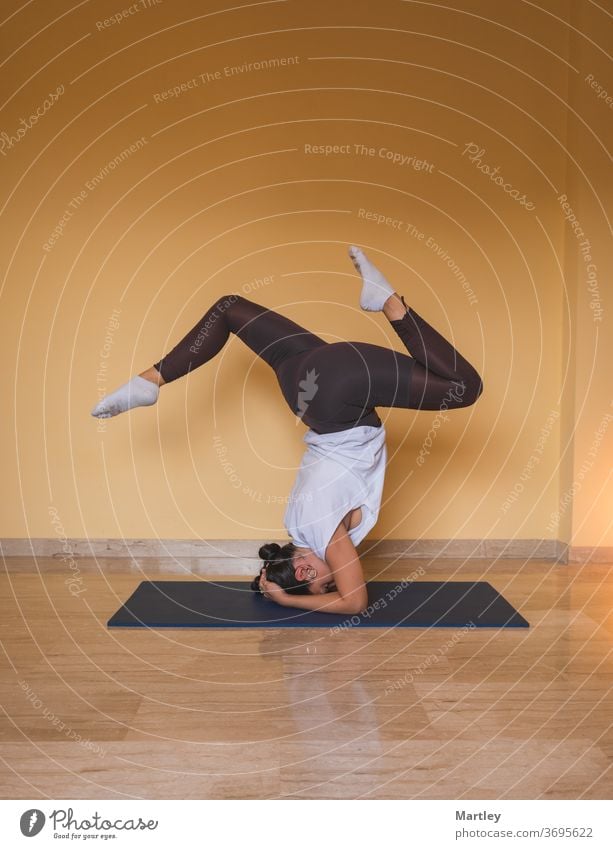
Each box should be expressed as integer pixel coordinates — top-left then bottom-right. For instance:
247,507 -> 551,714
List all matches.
153,295 -> 483,433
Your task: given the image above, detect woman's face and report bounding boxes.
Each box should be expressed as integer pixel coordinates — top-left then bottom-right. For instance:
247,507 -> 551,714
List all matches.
293,549 -> 337,594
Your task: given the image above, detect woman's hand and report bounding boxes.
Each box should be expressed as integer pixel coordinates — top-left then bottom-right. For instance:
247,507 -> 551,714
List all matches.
258,567 -> 289,606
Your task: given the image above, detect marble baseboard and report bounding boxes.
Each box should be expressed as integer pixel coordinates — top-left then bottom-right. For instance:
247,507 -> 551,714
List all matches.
0,537 -> 577,566
567,545 -> 613,564
361,537 -> 569,562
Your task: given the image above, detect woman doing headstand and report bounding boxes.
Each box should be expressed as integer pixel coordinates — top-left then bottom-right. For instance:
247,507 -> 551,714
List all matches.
91,247 -> 483,616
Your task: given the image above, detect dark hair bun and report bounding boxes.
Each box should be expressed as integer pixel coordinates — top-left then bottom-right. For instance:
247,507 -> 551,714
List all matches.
259,542 -> 281,561
251,540 -> 300,595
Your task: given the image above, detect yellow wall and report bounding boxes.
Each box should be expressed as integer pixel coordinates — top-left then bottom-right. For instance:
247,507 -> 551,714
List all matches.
1,1 -> 610,550
557,1 -> 613,550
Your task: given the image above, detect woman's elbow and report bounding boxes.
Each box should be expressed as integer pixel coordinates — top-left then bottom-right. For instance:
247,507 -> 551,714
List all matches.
342,592 -> 369,616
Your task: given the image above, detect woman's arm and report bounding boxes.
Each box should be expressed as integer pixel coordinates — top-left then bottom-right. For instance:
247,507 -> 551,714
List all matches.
259,522 -> 368,616
324,521 -> 369,613
272,587 -> 366,616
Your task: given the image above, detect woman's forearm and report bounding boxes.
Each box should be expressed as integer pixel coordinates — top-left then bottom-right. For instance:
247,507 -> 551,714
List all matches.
283,590 -> 366,616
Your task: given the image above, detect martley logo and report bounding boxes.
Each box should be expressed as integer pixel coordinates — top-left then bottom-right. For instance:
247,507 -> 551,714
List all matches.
20,809 -> 46,836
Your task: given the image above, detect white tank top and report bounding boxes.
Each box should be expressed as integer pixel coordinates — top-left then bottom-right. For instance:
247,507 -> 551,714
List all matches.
283,424 -> 387,562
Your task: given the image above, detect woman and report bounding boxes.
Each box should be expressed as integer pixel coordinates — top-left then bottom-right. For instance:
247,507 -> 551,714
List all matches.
91,246 -> 483,616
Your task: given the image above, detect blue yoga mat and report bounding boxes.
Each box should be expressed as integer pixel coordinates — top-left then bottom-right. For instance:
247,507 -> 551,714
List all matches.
107,580 -> 529,629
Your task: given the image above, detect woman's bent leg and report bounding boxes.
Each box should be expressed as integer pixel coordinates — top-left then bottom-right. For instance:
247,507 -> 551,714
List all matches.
91,295 -> 326,419
304,302 -> 483,428
389,297 -> 483,410
347,247 -> 483,412
153,294 -> 326,383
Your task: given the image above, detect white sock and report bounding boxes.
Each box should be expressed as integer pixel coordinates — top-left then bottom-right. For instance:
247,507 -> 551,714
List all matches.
91,375 -> 159,418
348,245 -> 395,311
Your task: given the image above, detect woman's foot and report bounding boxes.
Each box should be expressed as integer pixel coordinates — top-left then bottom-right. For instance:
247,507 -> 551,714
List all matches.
91,373 -> 160,418
348,245 -> 396,311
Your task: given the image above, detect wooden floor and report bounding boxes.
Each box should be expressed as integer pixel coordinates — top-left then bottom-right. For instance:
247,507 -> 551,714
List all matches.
1,556 -> 612,800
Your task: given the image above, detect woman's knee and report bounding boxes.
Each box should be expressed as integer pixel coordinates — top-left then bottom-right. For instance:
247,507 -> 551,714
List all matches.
454,372 -> 484,406
212,294 -> 246,330
215,294 -> 242,313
